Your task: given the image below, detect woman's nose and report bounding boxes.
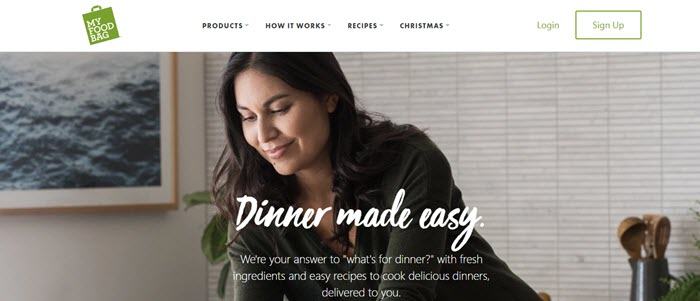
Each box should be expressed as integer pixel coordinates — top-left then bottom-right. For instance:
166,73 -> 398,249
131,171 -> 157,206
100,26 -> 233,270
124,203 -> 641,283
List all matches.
256,118 -> 278,143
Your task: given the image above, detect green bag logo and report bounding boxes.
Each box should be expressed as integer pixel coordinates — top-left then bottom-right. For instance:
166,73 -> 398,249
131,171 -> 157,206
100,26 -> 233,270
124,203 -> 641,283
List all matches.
83,5 -> 120,45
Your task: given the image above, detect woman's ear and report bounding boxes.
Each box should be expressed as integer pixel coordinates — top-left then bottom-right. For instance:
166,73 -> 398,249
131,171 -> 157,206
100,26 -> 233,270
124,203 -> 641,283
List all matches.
325,94 -> 339,113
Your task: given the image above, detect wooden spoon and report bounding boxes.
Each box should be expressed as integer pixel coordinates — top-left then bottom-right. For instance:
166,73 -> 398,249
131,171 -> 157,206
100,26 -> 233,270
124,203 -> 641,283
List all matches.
652,216 -> 671,259
642,214 -> 660,259
617,217 -> 646,259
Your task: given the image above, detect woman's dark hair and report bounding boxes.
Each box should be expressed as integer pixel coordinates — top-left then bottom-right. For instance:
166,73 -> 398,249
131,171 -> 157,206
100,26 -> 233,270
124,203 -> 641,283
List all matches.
213,53 -> 423,253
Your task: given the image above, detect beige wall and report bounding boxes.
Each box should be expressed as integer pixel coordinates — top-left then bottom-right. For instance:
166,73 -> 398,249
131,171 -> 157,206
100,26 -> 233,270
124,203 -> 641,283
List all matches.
0,53 -> 208,301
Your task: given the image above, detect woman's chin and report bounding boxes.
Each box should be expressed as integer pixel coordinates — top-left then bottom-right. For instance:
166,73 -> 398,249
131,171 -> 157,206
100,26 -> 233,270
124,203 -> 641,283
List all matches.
271,163 -> 296,176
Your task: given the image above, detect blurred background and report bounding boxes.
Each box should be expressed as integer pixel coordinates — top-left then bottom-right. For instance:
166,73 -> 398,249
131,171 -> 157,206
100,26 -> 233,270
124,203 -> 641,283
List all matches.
2,53 -> 700,301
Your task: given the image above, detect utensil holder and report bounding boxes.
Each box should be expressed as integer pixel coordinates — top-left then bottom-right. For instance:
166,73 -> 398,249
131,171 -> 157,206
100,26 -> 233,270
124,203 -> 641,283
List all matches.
629,258 -> 670,301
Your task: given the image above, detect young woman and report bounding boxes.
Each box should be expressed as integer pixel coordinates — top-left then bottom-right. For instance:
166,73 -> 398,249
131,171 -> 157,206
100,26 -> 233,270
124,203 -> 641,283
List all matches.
213,53 -> 541,301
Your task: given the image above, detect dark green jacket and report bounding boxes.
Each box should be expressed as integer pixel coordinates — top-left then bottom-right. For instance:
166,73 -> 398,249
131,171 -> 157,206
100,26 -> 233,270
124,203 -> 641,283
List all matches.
228,134 -> 541,301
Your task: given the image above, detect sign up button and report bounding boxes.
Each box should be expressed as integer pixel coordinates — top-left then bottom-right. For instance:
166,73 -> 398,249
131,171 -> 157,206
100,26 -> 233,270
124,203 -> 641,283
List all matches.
575,10 -> 642,40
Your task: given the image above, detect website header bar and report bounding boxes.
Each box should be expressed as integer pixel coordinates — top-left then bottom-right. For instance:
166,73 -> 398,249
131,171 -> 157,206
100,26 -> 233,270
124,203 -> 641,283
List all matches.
0,1 -> 696,51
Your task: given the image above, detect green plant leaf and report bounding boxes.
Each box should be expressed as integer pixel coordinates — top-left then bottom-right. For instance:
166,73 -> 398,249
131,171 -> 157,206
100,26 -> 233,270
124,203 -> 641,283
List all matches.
202,213 -> 228,264
183,191 -> 212,210
212,250 -> 229,264
660,273 -> 700,301
217,261 -> 231,299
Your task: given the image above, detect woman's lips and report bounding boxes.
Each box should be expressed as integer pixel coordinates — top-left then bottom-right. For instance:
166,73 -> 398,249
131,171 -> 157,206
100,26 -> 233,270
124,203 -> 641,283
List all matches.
265,141 -> 293,159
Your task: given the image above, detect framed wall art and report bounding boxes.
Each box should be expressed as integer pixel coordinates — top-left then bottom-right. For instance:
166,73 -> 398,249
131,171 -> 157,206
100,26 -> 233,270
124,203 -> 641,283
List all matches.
0,53 -> 177,213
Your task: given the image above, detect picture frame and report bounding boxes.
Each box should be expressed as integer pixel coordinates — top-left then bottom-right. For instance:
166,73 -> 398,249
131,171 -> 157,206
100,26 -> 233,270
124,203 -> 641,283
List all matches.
0,53 -> 178,213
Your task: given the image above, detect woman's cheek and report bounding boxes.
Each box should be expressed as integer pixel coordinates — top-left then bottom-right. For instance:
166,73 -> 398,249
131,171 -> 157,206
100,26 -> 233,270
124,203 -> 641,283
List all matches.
284,109 -> 308,139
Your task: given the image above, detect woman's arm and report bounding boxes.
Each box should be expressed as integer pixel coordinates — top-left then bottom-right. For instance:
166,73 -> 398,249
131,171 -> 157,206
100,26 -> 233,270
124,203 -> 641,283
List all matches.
227,223 -> 285,301
377,145 -> 453,301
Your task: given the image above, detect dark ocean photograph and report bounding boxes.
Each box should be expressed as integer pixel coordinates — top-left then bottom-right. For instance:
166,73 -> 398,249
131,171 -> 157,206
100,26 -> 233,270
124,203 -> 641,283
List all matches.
0,53 -> 161,190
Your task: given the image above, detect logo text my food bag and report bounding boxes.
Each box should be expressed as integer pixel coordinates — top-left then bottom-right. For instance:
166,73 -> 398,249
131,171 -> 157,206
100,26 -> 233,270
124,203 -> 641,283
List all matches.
83,5 -> 120,45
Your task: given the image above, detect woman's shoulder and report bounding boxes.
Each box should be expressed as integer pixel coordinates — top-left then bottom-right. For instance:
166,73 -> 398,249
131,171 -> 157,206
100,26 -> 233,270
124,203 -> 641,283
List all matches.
227,220 -> 281,257
379,129 -> 453,192
392,130 -> 451,170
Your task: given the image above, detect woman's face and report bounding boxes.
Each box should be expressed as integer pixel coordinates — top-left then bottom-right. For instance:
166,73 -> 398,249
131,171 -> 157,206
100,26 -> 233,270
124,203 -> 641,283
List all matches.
234,69 -> 337,176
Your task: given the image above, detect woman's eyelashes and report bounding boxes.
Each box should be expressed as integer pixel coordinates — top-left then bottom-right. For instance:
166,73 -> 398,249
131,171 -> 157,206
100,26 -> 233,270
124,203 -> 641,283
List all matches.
240,105 -> 291,122
240,112 -> 256,122
270,105 -> 291,115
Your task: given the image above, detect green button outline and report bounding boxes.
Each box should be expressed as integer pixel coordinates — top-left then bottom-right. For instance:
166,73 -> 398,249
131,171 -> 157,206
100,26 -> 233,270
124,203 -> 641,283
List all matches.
575,10 -> 642,40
